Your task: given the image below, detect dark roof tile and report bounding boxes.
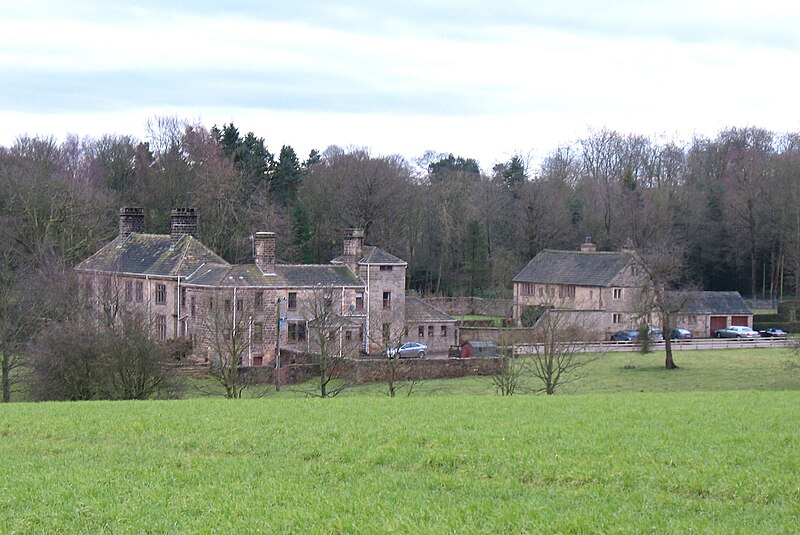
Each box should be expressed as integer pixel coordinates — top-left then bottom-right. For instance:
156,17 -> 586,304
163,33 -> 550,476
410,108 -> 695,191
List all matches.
512,250 -> 633,287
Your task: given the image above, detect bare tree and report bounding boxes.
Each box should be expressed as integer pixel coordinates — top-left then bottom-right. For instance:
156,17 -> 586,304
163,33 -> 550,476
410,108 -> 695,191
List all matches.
527,307 -> 600,395
490,333 -> 528,396
197,289 -> 255,399
370,309 -> 421,397
634,242 -> 695,370
303,287 -> 360,398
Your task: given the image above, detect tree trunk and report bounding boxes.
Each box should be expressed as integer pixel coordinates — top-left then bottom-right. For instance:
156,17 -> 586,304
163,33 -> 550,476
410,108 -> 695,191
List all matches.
664,337 -> 678,370
2,353 -> 10,403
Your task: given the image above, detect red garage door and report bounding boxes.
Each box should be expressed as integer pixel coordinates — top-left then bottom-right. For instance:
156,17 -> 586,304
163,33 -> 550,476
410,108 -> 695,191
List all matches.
731,316 -> 749,326
710,316 -> 727,336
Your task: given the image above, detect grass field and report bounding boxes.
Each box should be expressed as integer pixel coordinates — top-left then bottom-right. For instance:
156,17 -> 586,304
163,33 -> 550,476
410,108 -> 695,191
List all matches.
3,348 -> 800,533
2,392 -> 800,533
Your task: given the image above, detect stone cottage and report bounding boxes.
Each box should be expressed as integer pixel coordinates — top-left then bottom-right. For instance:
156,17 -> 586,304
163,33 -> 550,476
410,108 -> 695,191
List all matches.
75,207 -> 440,365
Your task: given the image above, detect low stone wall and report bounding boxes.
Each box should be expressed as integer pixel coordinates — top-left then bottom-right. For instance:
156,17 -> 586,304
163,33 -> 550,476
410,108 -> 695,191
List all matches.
339,357 -> 502,384
424,297 -> 513,318
239,349 -> 502,386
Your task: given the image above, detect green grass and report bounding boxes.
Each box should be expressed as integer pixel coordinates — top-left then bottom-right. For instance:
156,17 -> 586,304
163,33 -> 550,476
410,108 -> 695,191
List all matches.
335,347 -> 800,397
2,392 -> 800,533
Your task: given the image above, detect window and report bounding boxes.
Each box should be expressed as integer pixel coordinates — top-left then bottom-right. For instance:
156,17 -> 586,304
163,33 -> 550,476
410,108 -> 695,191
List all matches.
323,291 -> 333,308
383,291 -> 391,309
222,328 -> 231,341
418,326 -> 425,337
355,291 -> 364,310
288,321 -> 306,342
345,330 -> 352,341
237,299 -> 243,312
190,296 -> 196,316
253,322 -> 263,342
359,327 -> 364,341
125,281 -> 133,302
181,287 -> 186,307
288,292 -> 297,310
135,281 -> 143,303
538,287 -> 543,297
612,313 -> 622,324
255,292 -> 263,310
155,284 -> 166,305
225,299 -> 232,311
427,325 -> 434,338
380,265 -> 393,272
156,315 -> 167,340
209,297 -> 214,310
441,325 -> 448,337
558,285 -> 576,298
103,277 -> 112,299
613,288 -> 623,300
631,266 -> 639,276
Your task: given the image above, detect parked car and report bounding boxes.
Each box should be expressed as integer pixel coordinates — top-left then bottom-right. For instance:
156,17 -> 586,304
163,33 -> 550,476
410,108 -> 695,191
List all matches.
670,328 -> 693,340
609,327 -> 663,342
758,327 -> 788,338
387,342 -> 427,358
610,329 -> 640,342
715,325 -> 761,338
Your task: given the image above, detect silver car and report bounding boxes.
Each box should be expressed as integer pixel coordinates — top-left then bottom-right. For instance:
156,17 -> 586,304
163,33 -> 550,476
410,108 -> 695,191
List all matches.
715,325 -> 760,338
387,342 -> 427,358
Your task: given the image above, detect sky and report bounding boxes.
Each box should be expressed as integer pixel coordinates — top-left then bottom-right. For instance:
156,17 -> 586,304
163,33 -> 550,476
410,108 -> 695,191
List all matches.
2,0 -> 799,169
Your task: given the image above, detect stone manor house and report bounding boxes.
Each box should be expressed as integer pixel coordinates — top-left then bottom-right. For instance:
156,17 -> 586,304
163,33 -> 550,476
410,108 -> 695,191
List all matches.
75,207 -> 456,365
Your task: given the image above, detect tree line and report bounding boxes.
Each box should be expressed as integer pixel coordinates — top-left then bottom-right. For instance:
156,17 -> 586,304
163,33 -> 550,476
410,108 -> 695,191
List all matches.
2,119 -> 799,400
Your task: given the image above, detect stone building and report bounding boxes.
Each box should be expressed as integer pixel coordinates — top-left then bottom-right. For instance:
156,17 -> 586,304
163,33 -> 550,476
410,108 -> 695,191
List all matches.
75,207 -> 423,365
512,238 -> 642,337
512,238 -> 753,339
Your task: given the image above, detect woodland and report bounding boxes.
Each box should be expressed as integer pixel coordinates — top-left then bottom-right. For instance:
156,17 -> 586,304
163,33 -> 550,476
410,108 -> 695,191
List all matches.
1,118 -> 798,301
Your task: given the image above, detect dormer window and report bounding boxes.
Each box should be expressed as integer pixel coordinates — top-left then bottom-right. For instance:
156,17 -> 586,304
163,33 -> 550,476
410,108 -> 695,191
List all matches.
631,266 -> 639,276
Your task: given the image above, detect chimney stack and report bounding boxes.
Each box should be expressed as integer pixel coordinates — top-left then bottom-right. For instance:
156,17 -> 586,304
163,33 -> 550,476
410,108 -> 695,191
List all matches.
343,228 -> 365,272
621,237 -> 636,253
580,236 -> 597,253
119,206 -> 145,239
170,208 -> 197,247
254,232 -> 276,274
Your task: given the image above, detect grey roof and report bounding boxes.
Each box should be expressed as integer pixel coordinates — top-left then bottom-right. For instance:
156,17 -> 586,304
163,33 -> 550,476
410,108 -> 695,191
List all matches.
75,234 -> 227,278
331,245 -> 406,266
512,250 -> 633,287
185,263 -> 364,288
405,296 -> 456,323
671,291 -> 752,315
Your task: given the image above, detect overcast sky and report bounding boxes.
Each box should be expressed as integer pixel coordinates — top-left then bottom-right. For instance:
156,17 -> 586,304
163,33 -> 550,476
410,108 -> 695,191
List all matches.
2,1 -> 799,169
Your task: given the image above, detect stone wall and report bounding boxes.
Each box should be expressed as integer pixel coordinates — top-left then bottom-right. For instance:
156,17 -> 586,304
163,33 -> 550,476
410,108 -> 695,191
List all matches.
424,297 -> 513,318
338,357 -> 502,384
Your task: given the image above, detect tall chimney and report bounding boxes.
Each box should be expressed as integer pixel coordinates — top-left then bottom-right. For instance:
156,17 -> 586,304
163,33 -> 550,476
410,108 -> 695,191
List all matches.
170,208 -> 197,247
254,232 -> 276,274
119,206 -> 145,239
343,228 -> 365,272
621,237 -> 636,253
580,236 -> 597,253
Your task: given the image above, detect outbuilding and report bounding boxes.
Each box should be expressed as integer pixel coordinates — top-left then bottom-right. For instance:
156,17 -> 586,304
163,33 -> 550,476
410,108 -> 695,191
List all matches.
460,340 -> 498,359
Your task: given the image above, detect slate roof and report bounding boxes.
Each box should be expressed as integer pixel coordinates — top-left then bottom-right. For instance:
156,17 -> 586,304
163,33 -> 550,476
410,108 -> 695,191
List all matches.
512,250 -> 634,287
75,234 -> 228,278
186,263 -> 364,288
331,245 -> 406,266
670,291 -> 752,315
405,296 -> 456,323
